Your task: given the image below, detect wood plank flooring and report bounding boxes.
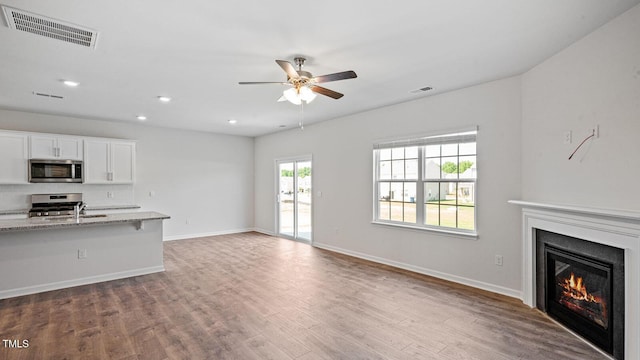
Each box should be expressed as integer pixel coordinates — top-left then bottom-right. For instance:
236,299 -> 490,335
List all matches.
0,232 -> 607,359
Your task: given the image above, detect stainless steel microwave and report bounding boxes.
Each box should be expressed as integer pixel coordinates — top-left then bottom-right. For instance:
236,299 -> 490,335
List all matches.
29,159 -> 83,183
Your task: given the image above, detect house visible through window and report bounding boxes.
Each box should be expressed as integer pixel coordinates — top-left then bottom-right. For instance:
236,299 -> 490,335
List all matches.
373,128 -> 477,235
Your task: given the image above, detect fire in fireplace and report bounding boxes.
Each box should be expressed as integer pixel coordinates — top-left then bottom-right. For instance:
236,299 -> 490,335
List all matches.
558,272 -> 607,328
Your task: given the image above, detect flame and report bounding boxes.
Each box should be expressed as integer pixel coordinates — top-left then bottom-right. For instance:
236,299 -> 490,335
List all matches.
561,273 -> 599,303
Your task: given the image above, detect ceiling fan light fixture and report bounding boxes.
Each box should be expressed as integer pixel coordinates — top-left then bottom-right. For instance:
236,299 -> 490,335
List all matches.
282,86 -> 315,105
299,86 -> 316,103
283,87 -> 302,105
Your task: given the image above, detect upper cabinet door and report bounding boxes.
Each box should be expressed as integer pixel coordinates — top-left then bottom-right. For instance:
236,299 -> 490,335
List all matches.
0,131 -> 29,184
57,137 -> 83,160
111,141 -> 135,184
84,139 -> 111,184
29,135 -> 57,159
30,135 -> 83,160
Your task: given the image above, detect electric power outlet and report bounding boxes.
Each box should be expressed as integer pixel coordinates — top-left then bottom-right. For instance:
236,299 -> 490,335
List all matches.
78,249 -> 88,259
494,255 -> 503,266
590,125 -> 600,139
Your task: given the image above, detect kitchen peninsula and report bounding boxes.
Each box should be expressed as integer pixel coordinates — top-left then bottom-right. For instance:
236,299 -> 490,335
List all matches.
0,211 -> 169,300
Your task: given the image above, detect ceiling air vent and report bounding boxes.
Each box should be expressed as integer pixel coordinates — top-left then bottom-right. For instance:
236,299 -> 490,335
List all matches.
2,5 -> 98,48
409,86 -> 433,94
33,92 -> 64,99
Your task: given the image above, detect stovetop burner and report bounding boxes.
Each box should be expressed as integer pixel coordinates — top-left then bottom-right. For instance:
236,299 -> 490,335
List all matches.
28,193 -> 83,218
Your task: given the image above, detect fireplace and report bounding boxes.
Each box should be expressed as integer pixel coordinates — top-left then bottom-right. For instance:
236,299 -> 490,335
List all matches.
536,230 -> 624,359
511,200 -> 640,359
547,245 -> 613,353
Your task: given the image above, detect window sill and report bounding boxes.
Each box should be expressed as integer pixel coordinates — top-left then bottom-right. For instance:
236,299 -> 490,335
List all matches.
371,220 -> 478,240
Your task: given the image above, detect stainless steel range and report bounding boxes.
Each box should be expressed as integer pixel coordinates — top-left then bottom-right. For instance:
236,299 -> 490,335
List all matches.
29,193 -> 85,218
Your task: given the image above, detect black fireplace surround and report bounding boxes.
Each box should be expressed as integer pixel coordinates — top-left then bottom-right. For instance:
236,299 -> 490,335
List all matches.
535,229 -> 624,359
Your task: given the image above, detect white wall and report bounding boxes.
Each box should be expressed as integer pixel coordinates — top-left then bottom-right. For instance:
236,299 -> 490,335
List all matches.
522,4 -> 640,209
254,76 -> 523,296
0,109 -> 254,239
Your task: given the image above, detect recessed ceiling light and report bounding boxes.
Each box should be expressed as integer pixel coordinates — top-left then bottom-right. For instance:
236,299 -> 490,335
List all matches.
63,80 -> 79,87
228,119 -> 237,125
136,115 -> 147,121
157,96 -> 171,103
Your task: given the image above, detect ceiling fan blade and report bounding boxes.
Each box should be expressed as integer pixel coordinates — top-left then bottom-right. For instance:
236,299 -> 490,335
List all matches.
275,60 -> 300,80
310,85 -> 344,99
312,70 -> 357,83
238,81 -> 288,85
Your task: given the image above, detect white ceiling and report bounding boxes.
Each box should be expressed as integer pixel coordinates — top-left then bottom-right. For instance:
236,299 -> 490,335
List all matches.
0,1 -> 638,137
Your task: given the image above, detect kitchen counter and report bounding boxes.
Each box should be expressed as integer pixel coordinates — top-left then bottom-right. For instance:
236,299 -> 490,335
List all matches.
0,205 -> 142,217
0,209 -> 28,216
86,204 -> 141,211
0,211 -> 169,300
0,211 -> 169,232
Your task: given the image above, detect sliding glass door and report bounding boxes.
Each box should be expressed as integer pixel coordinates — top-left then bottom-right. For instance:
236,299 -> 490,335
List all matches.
277,158 -> 312,242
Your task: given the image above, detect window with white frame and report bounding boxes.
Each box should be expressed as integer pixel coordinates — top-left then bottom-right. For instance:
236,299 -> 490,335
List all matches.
373,128 -> 477,234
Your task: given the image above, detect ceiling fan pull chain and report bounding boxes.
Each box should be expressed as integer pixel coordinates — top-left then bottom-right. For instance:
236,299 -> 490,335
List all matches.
299,102 -> 305,130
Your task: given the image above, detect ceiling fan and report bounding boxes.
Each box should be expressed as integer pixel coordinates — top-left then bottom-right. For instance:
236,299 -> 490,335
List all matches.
239,57 -> 357,105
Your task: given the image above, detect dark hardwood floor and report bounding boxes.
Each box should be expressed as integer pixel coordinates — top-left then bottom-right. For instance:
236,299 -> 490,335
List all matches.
0,232 -> 607,359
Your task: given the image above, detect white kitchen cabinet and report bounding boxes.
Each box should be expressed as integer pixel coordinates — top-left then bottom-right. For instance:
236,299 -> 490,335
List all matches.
84,139 -> 135,184
0,131 -> 29,184
30,135 -> 83,160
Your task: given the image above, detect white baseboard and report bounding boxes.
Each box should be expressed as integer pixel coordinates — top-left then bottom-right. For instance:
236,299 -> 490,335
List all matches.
313,242 -> 522,300
163,228 -> 255,241
251,227 -> 276,236
0,266 -> 165,300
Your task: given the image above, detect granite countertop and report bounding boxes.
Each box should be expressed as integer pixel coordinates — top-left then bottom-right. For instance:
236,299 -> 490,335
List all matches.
0,209 -> 29,216
0,211 -> 170,232
0,205 -> 141,216
86,205 -> 141,211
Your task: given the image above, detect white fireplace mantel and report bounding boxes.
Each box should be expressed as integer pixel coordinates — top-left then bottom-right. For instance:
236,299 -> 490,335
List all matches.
509,200 -> 640,359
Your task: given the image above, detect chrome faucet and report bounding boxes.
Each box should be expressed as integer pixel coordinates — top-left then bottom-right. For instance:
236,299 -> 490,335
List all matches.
74,202 -> 86,219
